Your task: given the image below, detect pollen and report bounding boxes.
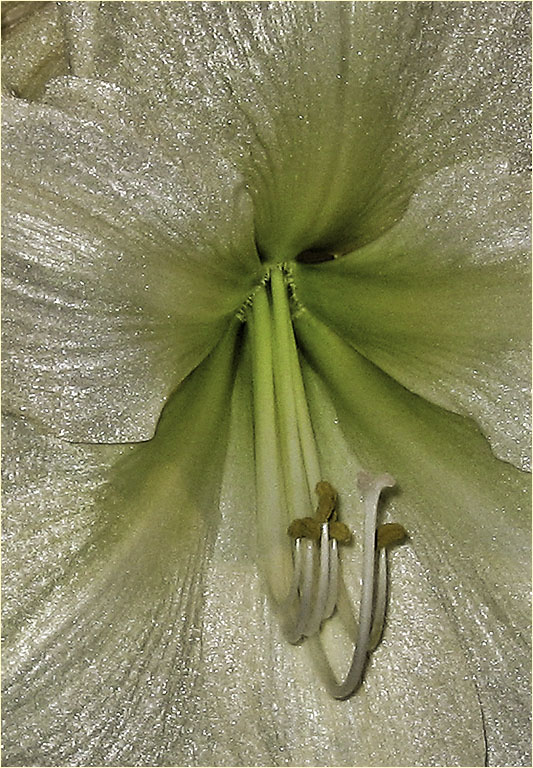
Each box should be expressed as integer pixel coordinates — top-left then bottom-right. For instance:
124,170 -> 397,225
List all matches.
287,516 -> 321,540
315,480 -> 337,522
376,522 -> 408,549
287,480 -> 352,544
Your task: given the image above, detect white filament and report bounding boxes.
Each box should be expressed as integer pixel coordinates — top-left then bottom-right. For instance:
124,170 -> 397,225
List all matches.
324,539 -> 338,620
369,548 -> 388,651
284,539 -> 314,644
284,473 -> 395,699
287,538 -> 303,603
303,523 -> 331,637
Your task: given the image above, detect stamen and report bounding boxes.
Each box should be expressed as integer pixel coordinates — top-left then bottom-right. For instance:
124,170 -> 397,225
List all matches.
303,523 -> 331,636
327,472 -> 395,700
368,548 -> 388,651
324,538 -> 339,619
315,480 -> 337,522
287,538 -> 303,603
285,539 -> 315,643
271,266 -> 314,519
248,266 -> 406,698
377,522 -> 408,549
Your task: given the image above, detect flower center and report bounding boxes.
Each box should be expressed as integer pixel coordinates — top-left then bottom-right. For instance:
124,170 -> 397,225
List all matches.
246,264 -> 406,699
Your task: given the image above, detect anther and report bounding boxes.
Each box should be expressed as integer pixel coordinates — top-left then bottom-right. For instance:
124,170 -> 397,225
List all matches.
329,520 -> 352,544
376,522 -> 408,549
287,517 -> 321,541
315,480 -> 337,522
287,480 -> 351,544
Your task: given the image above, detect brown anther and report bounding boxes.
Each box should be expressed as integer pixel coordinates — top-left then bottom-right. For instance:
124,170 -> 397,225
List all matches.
287,517 -> 321,541
288,480 -> 352,545
315,480 -> 337,523
329,521 -> 352,545
376,523 -> 408,549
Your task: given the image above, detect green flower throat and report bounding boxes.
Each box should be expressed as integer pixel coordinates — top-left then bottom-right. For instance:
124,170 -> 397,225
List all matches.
245,263 -> 406,699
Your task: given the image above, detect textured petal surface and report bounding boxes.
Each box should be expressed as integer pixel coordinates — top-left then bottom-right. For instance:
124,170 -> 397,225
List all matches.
2,321 -> 242,766
294,163 -> 531,470
3,328 -> 498,767
59,2 -> 530,259
295,310 -> 531,766
1,1 -> 70,99
2,2 -> 530,766
2,94 -> 260,441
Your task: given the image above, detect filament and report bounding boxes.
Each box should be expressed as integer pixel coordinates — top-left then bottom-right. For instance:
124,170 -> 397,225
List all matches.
324,539 -> 338,620
248,265 -> 405,698
303,523 -> 331,637
369,548 -> 388,651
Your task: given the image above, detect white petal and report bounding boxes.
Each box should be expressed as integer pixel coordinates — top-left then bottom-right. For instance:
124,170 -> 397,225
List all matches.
2,94 -> 260,441
295,162 -> 531,470
60,2 -> 530,256
295,311 -> 531,765
2,322 -> 242,764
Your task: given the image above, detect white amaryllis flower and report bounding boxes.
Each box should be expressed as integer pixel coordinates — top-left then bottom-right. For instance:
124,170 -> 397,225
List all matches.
2,2 -> 531,765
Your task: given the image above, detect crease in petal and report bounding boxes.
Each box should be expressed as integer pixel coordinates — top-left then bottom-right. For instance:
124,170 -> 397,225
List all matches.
293,309 -> 531,765
1,1 -> 70,100
2,93 -> 261,442
2,319 -> 243,766
295,161 -> 531,471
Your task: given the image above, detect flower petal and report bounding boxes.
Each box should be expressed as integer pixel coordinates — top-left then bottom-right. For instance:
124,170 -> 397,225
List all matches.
193,342 -> 488,767
1,1 -> 70,100
294,162 -> 531,471
60,2 -> 530,256
2,93 -> 260,441
3,323 -> 491,767
2,320 -> 243,765
294,310 -> 531,766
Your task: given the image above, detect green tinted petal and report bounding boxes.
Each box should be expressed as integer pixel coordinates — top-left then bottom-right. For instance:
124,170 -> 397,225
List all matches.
295,310 -> 531,765
194,338 -> 488,766
3,321 -> 490,766
2,320 -> 242,765
3,4 -> 530,764
2,94 -> 260,441
60,2 -> 529,256
295,162 -> 531,470
1,1 -> 70,99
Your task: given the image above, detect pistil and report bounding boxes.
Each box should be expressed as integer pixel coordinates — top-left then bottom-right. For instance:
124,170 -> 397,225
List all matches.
248,264 -> 406,698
